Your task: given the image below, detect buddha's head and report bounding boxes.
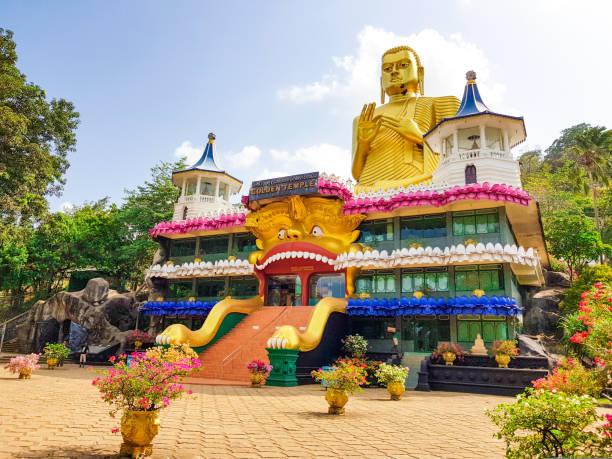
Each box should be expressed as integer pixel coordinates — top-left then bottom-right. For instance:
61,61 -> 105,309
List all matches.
381,46 -> 424,100
245,196 -> 364,267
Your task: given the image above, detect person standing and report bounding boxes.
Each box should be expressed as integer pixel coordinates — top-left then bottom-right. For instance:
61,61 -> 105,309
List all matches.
78,343 -> 89,368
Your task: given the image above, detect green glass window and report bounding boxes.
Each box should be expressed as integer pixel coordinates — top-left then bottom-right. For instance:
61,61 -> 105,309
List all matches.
358,219 -> 394,244
401,270 -> 448,293
169,239 -> 197,258
167,281 -> 194,299
232,233 -> 257,254
457,317 -> 507,343
351,318 -> 395,340
356,271 -> 396,294
196,279 -> 225,298
453,211 -> 499,236
454,265 -> 503,292
401,317 -> 451,352
401,214 -> 447,240
199,236 -> 229,256
229,276 -> 258,298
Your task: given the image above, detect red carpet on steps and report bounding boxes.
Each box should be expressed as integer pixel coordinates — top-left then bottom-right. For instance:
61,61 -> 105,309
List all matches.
189,306 -> 313,384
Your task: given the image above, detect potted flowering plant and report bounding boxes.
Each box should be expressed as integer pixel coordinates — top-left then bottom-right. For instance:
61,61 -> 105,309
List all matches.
491,340 -> 519,368
127,330 -> 153,350
4,353 -> 40,379
93,344 -> 201,458
311,361 -> 367,415
375,363 -> 409,400
432,342 -> 465,366
246,359 -> 273,387
342,334 -> 368,359
43,342 -> 70,369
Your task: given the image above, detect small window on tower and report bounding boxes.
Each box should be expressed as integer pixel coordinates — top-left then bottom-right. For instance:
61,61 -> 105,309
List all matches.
465,165 -> 477,184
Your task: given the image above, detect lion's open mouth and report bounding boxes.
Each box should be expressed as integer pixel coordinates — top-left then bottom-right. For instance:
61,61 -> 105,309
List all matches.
255,241 -> 338,270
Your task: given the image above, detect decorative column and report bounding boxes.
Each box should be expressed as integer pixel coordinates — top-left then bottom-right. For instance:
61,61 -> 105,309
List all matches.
266,348 -> 299,387
503,130 -> 510,153
452,131 -> 459,153
215,178 -> 220,203
479,125 -> 486,151
181,177 -> 187,196
196,176 -> 201,195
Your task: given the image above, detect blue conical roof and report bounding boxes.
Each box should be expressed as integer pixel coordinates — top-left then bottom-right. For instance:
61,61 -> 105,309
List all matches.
172,132 -> 242,184
456,70 -> 490,116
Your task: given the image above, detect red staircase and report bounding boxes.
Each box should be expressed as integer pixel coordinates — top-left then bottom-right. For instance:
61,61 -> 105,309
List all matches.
190,306 -> 313,383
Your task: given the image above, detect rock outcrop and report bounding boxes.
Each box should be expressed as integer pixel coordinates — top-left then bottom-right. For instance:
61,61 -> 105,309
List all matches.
19,278 -> 141,351
522,287 -> 565,337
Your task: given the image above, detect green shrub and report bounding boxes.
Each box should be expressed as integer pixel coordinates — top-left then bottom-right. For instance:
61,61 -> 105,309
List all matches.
342,334 -> 368,358
374,363 -> 409,386
43,342 -> 71,360
487,389 -> 610,458
560,264 -> 612,315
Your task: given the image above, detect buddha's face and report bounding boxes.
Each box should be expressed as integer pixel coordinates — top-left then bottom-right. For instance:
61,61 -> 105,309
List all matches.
381,49 -> 419,96
245,196 -> 364,268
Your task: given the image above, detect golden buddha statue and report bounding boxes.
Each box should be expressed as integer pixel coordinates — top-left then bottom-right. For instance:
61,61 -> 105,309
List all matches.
352,46 -> 460,190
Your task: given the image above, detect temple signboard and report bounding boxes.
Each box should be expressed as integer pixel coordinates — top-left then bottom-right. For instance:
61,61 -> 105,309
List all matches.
248,172 -> 319,201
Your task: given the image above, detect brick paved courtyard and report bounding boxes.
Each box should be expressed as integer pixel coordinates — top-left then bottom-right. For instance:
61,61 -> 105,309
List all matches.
0,364 -> 508,458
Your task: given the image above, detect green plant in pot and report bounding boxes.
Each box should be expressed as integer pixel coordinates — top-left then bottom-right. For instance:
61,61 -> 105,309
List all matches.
375,363 -> 409,400
491,340 -> 519,368
342,334 -> 368,359
43,343 -> 70,369
432,342 -> 465,366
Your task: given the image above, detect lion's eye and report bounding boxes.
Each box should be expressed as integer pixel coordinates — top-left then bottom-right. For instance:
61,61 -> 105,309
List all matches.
311,226 -> 324,237
278,229 -> 287,240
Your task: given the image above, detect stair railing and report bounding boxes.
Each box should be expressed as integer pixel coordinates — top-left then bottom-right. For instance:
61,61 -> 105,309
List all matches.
0,310 -> 31,353
220,307 -> 291,369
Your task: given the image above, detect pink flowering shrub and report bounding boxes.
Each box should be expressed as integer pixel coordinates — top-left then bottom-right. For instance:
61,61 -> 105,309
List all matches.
92,345 -> 201,417
5,354 -> 40,375
247,359 -> 272,375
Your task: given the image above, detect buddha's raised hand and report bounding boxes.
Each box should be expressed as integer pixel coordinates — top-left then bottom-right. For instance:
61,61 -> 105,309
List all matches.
357,102 -> 381,146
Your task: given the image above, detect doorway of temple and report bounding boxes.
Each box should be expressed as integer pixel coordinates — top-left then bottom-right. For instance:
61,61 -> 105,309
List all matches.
266,275 -> 301,306
308,273 -> 345,305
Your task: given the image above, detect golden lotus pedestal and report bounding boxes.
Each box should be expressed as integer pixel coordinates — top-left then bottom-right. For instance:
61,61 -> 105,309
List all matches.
387,381 -> 405,401
325,388 -> 349,415
495,354 -> 511,368
119,410 -> 160,458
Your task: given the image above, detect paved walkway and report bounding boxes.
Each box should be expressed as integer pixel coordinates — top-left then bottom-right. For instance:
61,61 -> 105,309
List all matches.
0,365 -> 508,458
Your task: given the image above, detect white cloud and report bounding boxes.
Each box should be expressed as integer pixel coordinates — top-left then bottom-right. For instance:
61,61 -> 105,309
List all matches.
174,140 -> 202,165
60,201 -> 74,213
277,26 -> 509,113
227,145 -> 262,168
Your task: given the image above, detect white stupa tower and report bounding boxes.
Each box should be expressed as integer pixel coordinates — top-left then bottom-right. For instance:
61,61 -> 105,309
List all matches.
425,71 -> 526,188
171,133 -> 242,221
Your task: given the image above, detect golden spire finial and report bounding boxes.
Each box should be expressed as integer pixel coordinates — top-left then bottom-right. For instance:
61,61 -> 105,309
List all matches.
207,132 -> 216,144
466,70 -> 477,84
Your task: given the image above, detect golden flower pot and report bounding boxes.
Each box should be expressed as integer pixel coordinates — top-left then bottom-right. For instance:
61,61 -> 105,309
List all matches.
47,358 -> 58,369
250,372 -> 265,387
442,352 -> 456,366
387,381 -> 405,401
19,369 -> 32,379
134,340 -> 142,350
325,388 -> 349,415
495,354 -> 511,368
119,410 -> 160,458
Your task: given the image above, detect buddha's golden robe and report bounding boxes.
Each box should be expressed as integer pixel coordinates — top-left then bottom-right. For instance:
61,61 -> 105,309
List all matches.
352,95 -> 460,189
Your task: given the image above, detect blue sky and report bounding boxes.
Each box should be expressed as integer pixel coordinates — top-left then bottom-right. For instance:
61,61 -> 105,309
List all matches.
2,0 -> 611,211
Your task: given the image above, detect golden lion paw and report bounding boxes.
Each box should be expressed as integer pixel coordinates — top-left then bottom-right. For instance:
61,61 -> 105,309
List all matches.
266,325 -> 300,350
155,323 -> 192,345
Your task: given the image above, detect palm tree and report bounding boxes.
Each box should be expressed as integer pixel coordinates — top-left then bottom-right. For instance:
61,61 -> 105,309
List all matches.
567,126 -> 611,236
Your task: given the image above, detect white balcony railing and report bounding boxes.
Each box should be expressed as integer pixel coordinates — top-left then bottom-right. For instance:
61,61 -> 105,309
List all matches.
440,149 -> 513,165
178,195 -> 228,205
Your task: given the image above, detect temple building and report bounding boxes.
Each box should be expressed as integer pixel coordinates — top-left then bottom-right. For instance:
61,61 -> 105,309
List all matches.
144,47 -> 548,387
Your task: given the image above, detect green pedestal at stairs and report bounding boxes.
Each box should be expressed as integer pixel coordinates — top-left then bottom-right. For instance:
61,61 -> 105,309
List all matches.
266,348 -> 299,387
